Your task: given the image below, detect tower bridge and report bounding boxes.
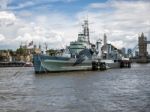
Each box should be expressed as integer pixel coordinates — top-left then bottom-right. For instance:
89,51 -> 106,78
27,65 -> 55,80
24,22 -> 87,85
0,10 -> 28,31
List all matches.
136,33 -> 150,63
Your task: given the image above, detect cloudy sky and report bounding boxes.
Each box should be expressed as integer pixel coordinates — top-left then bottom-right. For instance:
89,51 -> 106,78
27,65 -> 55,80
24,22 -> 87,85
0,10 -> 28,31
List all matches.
0,0 -> 150,50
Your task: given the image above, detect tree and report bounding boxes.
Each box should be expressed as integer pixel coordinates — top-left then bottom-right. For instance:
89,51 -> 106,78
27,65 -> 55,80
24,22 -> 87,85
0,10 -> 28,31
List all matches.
16,48 -> 26,55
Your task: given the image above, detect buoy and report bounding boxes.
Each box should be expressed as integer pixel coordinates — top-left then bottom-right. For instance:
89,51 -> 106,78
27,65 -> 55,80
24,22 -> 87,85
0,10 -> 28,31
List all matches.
99,62 -> 106,71
120,61 -> 124,68
92,61 -> 98,70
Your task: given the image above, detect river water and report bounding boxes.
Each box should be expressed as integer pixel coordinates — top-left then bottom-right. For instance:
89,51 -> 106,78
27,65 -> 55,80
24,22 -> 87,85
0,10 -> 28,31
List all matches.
0,64 -> 150,112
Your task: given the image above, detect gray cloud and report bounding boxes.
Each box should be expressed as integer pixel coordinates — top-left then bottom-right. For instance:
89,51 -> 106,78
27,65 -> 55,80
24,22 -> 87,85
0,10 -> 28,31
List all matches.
0,11 -> 78,49
0,0 -> 150,51
81,0 -> 150,48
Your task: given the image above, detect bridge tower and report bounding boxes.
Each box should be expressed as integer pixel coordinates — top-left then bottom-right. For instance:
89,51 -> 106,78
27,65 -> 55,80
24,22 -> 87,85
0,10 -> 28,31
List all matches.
138,32 -> 148,62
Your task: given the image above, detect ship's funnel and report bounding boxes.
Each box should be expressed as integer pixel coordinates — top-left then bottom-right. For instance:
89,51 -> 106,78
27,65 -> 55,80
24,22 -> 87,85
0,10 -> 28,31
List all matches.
104,33 -> 107,46
103,34 -> 108,59
96,39 -> 102,58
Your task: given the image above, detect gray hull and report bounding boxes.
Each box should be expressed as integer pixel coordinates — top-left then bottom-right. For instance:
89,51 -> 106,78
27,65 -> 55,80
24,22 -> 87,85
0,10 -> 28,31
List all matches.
33,54 -> 120,73
42,60 -> 120,72
41,59 -> 92,72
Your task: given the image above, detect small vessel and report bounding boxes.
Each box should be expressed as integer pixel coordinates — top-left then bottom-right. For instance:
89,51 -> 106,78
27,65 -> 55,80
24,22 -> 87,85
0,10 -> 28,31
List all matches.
0,61 -> 25,67
0,61 -> 33,67
24,62 -> 33,67
33,20 -> 130,73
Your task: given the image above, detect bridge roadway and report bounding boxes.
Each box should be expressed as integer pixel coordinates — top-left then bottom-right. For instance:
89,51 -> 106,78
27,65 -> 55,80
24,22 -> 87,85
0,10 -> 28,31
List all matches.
147,41 -> 150,44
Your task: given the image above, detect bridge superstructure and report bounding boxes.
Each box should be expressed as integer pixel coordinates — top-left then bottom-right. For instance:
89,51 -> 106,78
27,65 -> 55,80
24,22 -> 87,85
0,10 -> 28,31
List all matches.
137,33 -> 150,63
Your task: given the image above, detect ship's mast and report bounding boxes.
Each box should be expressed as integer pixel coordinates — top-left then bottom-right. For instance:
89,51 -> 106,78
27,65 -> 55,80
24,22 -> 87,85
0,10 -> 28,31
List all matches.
83,20 -> 90,44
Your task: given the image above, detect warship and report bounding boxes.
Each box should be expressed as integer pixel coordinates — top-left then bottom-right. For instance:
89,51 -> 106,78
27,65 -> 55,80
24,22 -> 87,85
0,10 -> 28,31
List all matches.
33,20 -> 130,73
